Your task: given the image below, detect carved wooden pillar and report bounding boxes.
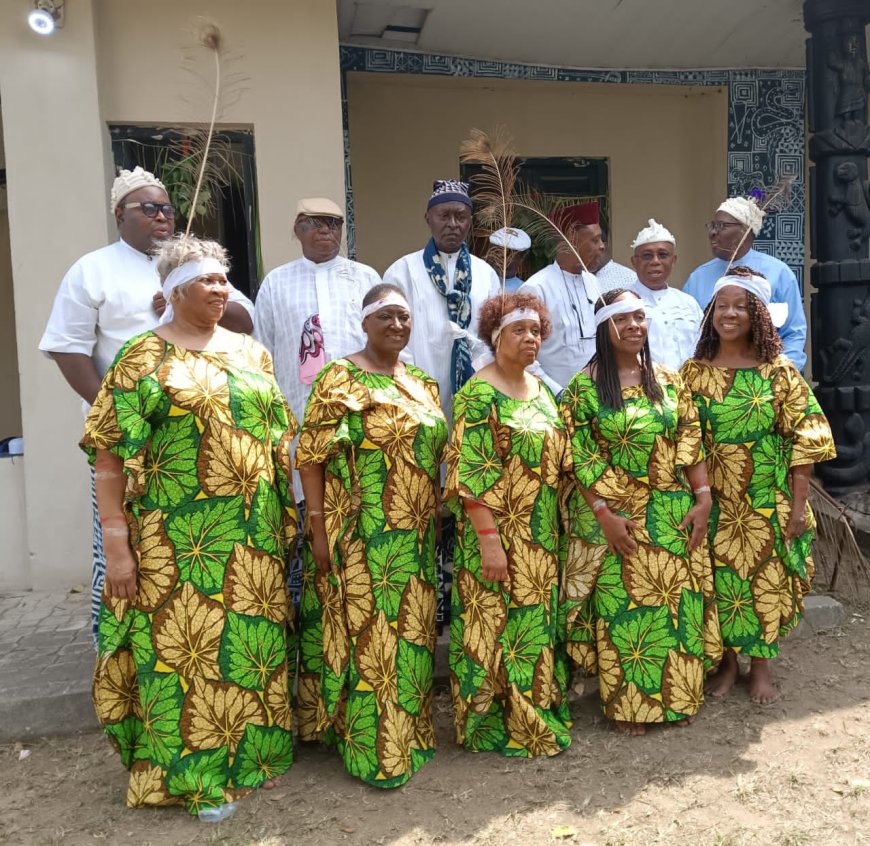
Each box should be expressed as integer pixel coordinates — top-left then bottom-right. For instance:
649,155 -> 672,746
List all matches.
805,0 -> 870,490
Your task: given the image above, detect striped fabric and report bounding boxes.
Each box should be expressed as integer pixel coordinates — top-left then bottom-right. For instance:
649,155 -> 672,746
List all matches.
89,466 -> 105,648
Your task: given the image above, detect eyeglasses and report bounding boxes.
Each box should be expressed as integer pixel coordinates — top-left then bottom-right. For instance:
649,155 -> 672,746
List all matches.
297,216 -> 343,232
124,201 -> 176,219
705,221 -> 745,233
635,250 -> 674,262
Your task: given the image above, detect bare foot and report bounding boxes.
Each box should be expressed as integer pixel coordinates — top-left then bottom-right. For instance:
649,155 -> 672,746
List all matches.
261,777 -> 281,790
613,720 -> 646,736
670,716 -> 695,728
705,649 -> 739,698
749,658 -> 779,704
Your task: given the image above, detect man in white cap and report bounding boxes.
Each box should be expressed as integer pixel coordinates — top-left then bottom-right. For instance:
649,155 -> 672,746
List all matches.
384,179 -> 499,423
486,226 -> 531,292
629,219 -> 703,370
254,197 -> 380,611
254,197 -> 380,432
39,166 -> 254,641
684,196 -> 806,370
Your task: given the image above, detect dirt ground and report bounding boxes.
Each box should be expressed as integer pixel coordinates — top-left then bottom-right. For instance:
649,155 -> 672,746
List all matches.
3,616 -> 870,846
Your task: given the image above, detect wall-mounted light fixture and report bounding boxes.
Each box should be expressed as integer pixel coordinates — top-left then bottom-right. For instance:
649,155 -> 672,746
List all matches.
28,0 -> 64,36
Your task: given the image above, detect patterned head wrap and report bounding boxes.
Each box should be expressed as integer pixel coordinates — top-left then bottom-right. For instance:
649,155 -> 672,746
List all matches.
110,166 -> 166,211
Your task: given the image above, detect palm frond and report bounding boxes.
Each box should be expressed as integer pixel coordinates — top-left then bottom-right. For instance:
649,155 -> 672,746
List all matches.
809,479 -> 870,603
511,190 -> 595,277
459,127 -> 518,286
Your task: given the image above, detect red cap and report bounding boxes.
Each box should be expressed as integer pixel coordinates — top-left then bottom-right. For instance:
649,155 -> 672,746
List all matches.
552,201 -> 599,230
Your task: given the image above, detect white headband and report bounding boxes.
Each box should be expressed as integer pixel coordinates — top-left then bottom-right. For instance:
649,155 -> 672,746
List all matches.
491,307 -> 540,344
160,257 -> 228,324
712,274 -> 788,328
594,299 -> 646,327
361,291 -> 410,321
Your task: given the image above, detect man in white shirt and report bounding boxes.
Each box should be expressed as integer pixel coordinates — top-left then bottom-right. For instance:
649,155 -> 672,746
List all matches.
254,196 -> 381,435
383,179 -> 499,422
519,201 -> 605,392
683,195 -> 806,371
254,196 -> 380,611
629,219 -> 703,370
39,166 -> 254,641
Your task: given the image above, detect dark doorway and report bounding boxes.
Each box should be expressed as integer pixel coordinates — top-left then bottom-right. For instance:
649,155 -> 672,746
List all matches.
110,126 -> 261,299
460,156 -> 609,277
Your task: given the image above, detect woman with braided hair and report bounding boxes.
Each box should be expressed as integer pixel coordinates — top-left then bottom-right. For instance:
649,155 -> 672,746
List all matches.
560,288 -> 721,736
681,266 -> 835,704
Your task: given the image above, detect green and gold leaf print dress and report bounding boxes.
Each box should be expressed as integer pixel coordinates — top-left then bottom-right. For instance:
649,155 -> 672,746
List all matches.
294,360 -> 447,788
446,378 -> 572,757
559,366 -> 722,725
681,356 -> 836,657
80,331 -> 298,815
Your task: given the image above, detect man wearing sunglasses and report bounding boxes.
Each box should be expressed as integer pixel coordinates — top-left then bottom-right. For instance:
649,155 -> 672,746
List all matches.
683,195 -> 806,371
39,166 -> 254,642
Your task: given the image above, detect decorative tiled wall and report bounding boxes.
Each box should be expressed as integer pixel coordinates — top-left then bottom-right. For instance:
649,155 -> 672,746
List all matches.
339,47 -> 806,288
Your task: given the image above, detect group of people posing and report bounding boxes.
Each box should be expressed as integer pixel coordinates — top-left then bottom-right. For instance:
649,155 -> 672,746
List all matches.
40,168 -> 834,816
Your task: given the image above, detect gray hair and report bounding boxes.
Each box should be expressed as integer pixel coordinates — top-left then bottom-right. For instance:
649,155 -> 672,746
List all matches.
156,234 -> 229,285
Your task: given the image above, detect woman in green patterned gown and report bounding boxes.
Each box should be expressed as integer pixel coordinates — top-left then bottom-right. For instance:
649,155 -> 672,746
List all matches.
681,267 -> 835,704
295,283 -> 447,787
560,288 -> 721,735
81,235 -> 298,815
446,291 -> 572,757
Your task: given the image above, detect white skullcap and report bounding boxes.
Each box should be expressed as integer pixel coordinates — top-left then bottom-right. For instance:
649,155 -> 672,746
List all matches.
110,166 -> 166,211
717,197 -> 765,235
489,227 -> 531,252
631,219 -> 675,250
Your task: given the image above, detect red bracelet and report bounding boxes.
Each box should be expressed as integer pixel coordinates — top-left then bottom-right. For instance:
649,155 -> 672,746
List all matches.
477,527 -> 499,536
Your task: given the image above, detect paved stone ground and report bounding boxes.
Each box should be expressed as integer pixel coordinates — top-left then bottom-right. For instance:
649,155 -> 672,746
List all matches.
0,590 -> 96,743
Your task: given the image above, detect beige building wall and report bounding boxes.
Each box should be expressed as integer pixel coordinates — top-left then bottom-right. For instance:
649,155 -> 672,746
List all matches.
96,0 -> 347,275
347,74 -> 728,282
0,0 -> 345,590
0,0 -> 111,591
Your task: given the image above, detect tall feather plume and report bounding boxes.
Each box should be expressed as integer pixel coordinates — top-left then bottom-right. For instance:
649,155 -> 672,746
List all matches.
458,128 -> 518,288
184,21 -> 224,237
458,128 -> 602,306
